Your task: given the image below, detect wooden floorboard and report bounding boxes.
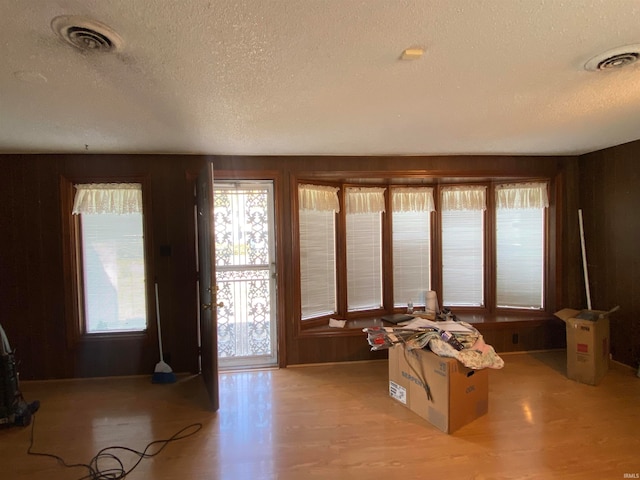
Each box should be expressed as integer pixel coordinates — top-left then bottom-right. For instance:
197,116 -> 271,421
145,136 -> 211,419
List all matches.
3,351 -> 640,480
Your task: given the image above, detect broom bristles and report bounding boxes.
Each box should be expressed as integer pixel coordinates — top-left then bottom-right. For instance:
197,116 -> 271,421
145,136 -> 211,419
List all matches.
154,360 -> 173,373
152,360 -> 176,383
152,371 -> 176,384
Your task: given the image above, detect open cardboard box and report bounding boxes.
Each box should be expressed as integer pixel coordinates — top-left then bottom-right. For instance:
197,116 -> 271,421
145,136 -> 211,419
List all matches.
388,345 -> 488,433
555,307 -> 615,385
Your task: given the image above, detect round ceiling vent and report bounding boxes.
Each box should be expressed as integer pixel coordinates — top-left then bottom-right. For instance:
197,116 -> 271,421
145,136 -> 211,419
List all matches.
585,44 -> 640,71
51,15 -> 122,52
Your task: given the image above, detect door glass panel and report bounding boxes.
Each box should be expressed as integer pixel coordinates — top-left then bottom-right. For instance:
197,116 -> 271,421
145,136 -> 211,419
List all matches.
213,182 -> 277,369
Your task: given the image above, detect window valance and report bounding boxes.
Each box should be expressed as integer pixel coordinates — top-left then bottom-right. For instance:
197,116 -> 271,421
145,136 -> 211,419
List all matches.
441,186 -> 486,211
496,182 -> 549,209
72,183 -> 143,215
298,184 -> 340,212
392,187 -> 435,212
345,187 -> 386,214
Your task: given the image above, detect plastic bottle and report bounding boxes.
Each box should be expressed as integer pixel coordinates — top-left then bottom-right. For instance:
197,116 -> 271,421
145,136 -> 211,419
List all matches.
439,330 -> 464,351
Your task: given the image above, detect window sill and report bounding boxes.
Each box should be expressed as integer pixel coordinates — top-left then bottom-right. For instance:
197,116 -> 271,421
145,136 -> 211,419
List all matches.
73,331 -> 149,344
297,312 -> 561,338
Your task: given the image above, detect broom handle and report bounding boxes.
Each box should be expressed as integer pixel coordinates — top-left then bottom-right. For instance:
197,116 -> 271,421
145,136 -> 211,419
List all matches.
578,209 -> 592,310
155,282 -> 164,362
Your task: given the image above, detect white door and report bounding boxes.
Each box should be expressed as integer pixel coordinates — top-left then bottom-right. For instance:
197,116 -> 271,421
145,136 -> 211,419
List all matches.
213,181 -> 277,369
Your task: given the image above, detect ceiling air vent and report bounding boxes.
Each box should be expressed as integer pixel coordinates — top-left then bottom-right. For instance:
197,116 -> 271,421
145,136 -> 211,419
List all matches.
585,44 -> 640,71
51,15 -> 122,53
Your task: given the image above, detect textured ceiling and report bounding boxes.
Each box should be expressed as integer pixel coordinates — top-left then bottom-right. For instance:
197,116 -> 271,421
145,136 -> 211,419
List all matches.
2,0 -> 640,156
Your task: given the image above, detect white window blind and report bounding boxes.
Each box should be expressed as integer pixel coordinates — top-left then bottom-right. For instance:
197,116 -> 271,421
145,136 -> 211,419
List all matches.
347,212 -> 383,311
299,209 -> 337,319
79,214 -> 147,332
441,186 -> 486,307
495,183 -> 547,309
298,184 -> 339,320
346,187 -> 385,311
73,183 -> 147,333
392,188 -> 434,307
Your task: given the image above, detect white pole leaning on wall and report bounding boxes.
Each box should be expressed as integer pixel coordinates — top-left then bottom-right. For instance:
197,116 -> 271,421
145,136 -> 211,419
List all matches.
578,209 -> 592,310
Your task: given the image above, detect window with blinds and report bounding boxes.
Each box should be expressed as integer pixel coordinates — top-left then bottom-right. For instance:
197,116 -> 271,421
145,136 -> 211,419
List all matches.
296,180 -> 551,323
298,184 -> 340,320
391,187 -> 434,308
73,183 -> 147,333
299,209 -> 337,319
495,183 -> 548,309
392,210 -> 431,307
80,213 -> 147,332
346,212 -> 383,311
441,186 -> 486,307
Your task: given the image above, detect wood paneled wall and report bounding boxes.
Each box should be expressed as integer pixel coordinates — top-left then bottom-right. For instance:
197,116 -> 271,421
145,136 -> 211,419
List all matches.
579,142 -> 640,368
213,155 -> 570,366
0,152 -> 595,380
0,155 -> 205,379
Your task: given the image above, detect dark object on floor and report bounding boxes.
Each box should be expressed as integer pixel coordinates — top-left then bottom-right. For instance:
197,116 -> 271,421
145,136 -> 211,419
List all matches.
0,323 -> 40,428
381,313 -> 415,324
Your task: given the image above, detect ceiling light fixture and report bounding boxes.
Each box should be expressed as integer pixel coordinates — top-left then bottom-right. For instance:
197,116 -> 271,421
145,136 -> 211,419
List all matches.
400,47 -> 424,60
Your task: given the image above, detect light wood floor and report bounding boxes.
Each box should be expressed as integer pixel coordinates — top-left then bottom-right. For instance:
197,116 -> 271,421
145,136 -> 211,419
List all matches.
3,351 -> 640,480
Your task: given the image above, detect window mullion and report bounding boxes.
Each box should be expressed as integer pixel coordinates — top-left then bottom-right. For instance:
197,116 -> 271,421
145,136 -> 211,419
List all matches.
336,190 -> 348,317
486,185 -> 495,313
382,193 -> 393,311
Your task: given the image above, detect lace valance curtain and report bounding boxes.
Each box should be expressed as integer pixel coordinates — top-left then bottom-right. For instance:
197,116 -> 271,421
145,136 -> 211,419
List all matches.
298,184 -> 340,212
392,187 -> 435,212
72,183 -> 143,215
496,182 -> 549,209
345,187 -> 386,214
441,186 -> 486,211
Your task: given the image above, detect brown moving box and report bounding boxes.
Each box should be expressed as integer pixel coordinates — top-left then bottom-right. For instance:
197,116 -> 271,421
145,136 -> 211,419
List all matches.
388,344 -> 488,433
555,308 -> 611,385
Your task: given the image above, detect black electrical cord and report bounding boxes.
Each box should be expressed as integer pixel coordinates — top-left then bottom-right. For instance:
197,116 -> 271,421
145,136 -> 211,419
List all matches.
27,414 -> 203,480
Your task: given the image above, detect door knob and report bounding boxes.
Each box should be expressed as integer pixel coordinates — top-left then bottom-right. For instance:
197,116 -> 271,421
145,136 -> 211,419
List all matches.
202,301 -> 224,310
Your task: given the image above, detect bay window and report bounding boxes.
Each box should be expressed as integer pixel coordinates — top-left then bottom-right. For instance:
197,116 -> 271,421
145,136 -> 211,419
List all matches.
296,179 -> 550,325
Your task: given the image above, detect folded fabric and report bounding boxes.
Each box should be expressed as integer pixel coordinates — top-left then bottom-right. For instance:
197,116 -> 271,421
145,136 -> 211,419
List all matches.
427,335 -> 504,370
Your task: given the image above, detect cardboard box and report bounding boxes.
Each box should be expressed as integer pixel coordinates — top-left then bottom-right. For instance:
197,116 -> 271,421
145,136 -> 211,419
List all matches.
555,308 -> 610,385
388,345 -> 488,433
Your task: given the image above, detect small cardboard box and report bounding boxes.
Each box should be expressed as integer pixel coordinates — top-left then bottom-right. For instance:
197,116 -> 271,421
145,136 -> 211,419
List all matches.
555,308 -> 610,385
388,345 -> 488,433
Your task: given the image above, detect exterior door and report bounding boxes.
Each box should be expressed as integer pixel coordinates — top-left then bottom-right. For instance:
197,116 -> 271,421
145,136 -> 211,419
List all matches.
213,181 -> 277,369
196,162 -> 218,411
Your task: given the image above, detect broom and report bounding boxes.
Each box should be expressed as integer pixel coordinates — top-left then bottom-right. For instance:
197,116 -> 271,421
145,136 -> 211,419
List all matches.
152,282 -> 176,384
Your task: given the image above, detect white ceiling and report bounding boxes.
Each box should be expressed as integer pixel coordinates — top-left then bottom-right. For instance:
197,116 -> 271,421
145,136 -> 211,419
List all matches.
2,0 -> 640,157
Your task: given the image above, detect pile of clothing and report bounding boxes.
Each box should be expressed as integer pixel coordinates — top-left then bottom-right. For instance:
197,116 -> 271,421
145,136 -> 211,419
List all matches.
363,316 -> 504,370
